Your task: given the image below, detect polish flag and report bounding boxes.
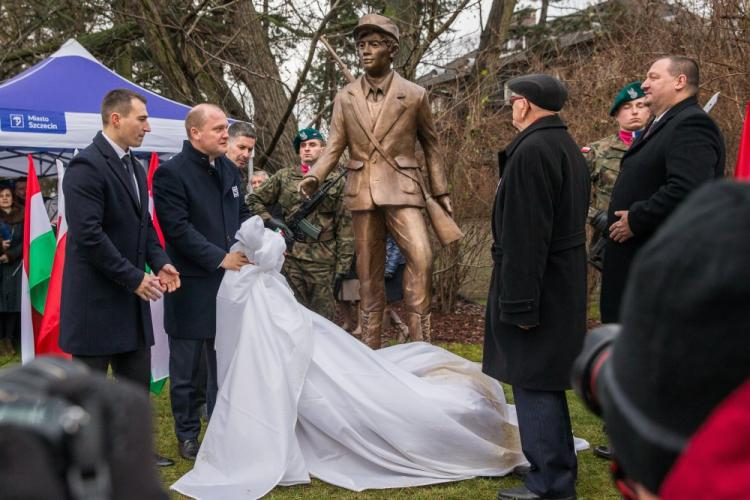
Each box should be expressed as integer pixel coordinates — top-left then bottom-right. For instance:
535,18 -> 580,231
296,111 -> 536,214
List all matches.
20,155 -> 57,363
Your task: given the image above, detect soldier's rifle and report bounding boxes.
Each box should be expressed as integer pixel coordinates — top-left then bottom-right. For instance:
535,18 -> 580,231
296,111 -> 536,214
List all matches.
267,168 -> 347,250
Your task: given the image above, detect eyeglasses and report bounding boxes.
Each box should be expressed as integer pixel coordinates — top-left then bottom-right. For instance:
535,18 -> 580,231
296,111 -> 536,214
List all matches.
508,95 -> 526,105
356,39 -> 390,50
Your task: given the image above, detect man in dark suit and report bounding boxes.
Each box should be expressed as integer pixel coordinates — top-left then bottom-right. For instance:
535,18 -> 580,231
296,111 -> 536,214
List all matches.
153,103 -> 251,460
485,75 -> 589,500
601,56 -> 726,323
61,88 -> 181,467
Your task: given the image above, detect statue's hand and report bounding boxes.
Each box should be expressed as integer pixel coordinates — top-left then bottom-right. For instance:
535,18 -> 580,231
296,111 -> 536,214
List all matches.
436,194 -> 453,216
298,176 -> 320,199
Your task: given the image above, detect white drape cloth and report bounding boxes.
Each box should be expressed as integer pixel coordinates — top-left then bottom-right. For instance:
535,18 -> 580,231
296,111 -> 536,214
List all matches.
172,217 -> 585,499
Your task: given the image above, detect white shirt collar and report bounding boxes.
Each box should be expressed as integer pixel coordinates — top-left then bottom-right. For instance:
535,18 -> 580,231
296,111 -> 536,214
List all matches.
102,131 -> 129,159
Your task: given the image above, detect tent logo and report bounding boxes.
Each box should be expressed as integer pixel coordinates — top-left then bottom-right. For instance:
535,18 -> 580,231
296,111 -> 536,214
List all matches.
0,108 -> 66,134
9,114 -> 24,128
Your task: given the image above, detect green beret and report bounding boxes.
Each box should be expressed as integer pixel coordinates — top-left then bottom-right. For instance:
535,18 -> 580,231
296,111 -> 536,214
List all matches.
293,128 -> 325,152
609,81 -> 645,116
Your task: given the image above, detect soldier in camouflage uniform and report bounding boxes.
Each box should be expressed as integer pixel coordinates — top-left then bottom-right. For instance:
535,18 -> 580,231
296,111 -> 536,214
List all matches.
581,82 -> 650,462
582,82 -> 650,301
246,128 -> 353,320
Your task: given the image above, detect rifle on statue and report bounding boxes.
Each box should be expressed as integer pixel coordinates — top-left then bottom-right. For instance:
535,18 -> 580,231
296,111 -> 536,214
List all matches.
266,168 -> 347,250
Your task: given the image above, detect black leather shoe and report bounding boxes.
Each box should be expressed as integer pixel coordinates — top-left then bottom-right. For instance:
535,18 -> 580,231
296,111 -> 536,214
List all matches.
497,486 -> 575,500
593,444 -> 614,460
179,439 -> 200,460
512,464 -> 531,478
154,454 -> 175,467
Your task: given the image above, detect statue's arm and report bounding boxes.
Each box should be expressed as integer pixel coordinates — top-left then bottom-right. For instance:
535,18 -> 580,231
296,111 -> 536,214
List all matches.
416,90 -> 449,197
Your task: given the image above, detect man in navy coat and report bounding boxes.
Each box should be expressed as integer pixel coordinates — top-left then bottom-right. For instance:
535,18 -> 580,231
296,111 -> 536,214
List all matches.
153,103 -> 251,460
62,89 -> 181,467
601,56 -> 725,322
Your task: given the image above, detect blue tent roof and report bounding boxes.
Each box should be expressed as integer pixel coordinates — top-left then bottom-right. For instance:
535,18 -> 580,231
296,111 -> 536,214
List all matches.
0,44 -> 189,120
0,39 -> 191,176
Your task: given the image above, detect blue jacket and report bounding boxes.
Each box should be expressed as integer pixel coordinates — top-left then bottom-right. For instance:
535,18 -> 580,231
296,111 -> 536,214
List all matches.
153,141 -> 251,339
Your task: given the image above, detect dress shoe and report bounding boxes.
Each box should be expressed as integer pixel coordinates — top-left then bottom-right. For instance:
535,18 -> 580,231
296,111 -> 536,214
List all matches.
593,444 -> 614,460
154,453 -> 175,467
179,439 -> 200,460
512,464 -> 531,478
497,486 -> 575,500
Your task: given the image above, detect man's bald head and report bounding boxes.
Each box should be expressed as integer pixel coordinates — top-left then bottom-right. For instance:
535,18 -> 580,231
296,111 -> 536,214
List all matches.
185,104 -> 225,137
185,103 -> 229,160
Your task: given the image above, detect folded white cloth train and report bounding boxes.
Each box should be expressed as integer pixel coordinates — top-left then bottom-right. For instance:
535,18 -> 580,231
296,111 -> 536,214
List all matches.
172,216 -> 588,499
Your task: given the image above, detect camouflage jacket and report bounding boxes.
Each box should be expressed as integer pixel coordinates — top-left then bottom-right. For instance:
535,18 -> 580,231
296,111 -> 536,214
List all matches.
246,165 -> 354,274
582,133 -> 629,221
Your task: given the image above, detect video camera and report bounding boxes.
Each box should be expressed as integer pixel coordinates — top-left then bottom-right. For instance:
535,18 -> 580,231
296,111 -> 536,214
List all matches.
0,357 -> 167,500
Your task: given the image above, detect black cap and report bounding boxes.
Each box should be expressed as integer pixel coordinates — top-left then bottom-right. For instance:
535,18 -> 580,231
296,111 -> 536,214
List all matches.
507,74 -> 568,111
600,180 -> 750,493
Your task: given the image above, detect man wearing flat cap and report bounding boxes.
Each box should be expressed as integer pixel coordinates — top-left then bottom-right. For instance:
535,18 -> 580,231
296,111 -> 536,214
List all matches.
299,14 -> 454,347
247,127 -> 353,320
484,74 -> 589,500
582,83 -> 650,316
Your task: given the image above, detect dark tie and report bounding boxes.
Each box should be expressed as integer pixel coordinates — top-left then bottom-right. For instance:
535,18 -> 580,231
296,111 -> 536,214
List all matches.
122,154 -> 141,207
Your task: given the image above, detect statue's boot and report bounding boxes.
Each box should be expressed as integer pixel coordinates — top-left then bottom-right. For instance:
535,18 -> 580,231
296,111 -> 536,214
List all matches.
406,312 -> 432,343
360,309 -> 383,349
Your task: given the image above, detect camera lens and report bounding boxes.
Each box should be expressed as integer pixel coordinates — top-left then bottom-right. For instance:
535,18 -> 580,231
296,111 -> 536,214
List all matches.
571,324 -> 620,416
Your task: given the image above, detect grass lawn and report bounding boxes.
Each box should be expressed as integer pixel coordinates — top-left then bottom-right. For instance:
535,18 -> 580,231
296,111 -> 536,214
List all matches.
2,343 -> 618,499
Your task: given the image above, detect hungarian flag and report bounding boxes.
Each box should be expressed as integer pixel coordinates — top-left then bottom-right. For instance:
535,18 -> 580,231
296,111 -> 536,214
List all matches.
20,155 -> 57,363
36,159 -> 71,358
735,102 -> 750,180
147,152 -> 170,393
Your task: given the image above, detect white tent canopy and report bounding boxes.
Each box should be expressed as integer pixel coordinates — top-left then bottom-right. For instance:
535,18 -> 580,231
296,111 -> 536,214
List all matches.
0,39 -> 191,177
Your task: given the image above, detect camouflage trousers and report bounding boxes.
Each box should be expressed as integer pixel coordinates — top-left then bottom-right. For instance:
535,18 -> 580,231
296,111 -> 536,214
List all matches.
283,259 -> 336,321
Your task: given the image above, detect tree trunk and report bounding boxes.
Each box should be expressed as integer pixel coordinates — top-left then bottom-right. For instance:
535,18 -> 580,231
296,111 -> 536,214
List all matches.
477,0 -> 517,72
225,1 -> 298,172
385,0 -> 421,80
539,0 -> 550,27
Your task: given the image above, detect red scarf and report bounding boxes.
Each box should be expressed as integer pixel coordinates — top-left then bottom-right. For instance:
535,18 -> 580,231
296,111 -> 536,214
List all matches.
300,163 -> 311,175
619,129 -> 636,147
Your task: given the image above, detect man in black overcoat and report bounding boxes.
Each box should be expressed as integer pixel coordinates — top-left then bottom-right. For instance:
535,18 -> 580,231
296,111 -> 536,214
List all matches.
484,75 -> 589,500
153,104 -> 251,460
601,56 -> 725,322
61,89 -> 181,467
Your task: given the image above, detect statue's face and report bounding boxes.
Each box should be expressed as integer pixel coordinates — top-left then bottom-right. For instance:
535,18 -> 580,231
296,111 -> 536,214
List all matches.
357,32 -> 392,77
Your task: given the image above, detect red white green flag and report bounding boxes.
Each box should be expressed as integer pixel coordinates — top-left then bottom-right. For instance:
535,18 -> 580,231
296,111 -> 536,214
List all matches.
147,152 -> 170,393
37,158 -> 71,358
20,155 -> 57,363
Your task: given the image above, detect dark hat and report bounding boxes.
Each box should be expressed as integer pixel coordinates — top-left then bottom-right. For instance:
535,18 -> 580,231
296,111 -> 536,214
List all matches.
600,180 -> 750,493
353,14 -> 400,42
507,74 -> 568,112
609,81 -> 645,116
293,128 -> 325,153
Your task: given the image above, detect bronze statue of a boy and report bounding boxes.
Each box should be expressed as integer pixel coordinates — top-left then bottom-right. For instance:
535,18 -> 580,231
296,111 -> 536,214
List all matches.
299,14 -> 455,348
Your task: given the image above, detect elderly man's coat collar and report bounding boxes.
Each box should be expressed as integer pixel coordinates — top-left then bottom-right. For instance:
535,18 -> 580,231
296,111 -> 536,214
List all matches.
497,115 -> 567,176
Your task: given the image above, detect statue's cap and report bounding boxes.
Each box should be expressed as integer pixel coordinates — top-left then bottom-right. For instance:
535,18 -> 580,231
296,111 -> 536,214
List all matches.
353,14 -> 400,42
